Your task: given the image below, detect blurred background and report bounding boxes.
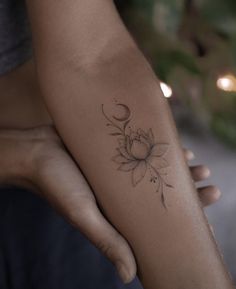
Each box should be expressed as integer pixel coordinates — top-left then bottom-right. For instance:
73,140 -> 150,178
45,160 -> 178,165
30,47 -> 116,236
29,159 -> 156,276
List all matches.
115,0 -> 236,282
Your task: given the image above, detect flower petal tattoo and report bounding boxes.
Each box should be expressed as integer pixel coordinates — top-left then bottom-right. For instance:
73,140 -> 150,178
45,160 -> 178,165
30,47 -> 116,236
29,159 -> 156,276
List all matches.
102,103 -> 173,208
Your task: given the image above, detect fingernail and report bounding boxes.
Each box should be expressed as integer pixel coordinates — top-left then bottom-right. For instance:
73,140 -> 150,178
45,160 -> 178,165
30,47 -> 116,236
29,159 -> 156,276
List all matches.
187,151 -> 195,160
203,167 -> 211,178
117,262 -> 131,284
214,188 -> 221,200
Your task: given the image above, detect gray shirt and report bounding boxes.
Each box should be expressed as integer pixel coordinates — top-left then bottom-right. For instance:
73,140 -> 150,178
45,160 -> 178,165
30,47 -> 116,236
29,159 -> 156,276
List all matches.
0,0 -> 32,76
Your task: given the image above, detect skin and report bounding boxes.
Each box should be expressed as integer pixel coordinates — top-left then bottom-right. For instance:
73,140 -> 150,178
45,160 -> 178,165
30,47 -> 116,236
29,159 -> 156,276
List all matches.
0,60 -> 220,284
25,1 -> 234,288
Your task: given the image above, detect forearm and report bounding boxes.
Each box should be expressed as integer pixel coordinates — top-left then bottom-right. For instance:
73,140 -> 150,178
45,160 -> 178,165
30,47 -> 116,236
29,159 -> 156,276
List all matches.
37,52 -> 233,289
27,1 -> 234,288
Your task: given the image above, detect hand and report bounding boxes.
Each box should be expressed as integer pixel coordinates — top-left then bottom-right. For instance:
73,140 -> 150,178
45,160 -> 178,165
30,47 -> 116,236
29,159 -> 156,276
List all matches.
0,126 -> 221,284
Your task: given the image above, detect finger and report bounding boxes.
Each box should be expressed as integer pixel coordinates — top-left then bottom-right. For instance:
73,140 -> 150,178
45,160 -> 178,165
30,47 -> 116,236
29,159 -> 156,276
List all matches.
36,149 -> 136,284
198,185 -> 221,207
183,148 -> 195,161
190,165 -> 210,182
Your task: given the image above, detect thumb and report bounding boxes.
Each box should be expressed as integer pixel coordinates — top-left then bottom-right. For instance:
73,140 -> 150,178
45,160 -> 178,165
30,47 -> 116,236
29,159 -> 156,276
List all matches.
34,147 -> 137,284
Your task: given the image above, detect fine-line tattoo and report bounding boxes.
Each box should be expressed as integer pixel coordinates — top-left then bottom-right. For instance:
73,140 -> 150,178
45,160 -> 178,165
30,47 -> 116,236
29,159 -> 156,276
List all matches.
102,102 -> 173,208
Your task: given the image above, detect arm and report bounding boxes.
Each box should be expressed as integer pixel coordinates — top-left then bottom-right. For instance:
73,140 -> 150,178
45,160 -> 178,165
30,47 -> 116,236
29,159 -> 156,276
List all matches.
26,1 -> 234,288
0,59 -> 218,284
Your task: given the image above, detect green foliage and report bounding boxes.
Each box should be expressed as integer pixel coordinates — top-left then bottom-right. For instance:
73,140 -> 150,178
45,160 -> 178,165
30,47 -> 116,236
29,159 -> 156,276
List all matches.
152,0 -> 185,36
118,0 -> 236,148
197,0 -> 236,35
212,113 -> 236,148
154,50 -> 201,82
197,0 -> 236,65
119,0 -> 200,81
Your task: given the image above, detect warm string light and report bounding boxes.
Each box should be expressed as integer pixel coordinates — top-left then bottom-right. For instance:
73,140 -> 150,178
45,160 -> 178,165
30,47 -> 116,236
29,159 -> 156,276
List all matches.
160,82 -> 173,98
160,74 -> 236,97
158,73 -> 236,102
217,74 -> 236,92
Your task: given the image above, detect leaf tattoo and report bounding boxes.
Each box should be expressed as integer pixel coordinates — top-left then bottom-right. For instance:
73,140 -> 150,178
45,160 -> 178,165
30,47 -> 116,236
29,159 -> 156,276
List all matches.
102,103 -> 173,209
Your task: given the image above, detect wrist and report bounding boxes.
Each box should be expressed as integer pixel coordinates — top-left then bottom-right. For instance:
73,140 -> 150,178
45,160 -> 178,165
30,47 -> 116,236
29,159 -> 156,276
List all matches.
0,128 -> 43,186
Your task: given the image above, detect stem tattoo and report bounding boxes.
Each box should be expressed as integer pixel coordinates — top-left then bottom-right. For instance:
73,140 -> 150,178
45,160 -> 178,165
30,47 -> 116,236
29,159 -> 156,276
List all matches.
102,102 -> 173,208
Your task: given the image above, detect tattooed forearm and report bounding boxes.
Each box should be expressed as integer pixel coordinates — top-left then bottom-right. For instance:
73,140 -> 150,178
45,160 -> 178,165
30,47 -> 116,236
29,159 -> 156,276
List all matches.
102,102 -> 173,209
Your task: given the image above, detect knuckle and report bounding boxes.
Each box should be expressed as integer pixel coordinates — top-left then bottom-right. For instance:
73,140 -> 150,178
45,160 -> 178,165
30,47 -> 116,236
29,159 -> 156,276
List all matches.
67,195 -> 100,227
96,233 -> 124,260
65,200 -> 94,227
96,240 -> 115,260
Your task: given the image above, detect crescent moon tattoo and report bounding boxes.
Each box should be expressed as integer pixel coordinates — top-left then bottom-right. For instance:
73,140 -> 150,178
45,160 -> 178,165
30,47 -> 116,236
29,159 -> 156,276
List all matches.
112,103 -> 131,122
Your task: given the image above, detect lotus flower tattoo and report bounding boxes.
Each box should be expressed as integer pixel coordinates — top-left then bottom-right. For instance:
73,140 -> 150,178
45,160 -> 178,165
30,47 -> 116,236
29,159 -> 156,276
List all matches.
102,103 -> 172,208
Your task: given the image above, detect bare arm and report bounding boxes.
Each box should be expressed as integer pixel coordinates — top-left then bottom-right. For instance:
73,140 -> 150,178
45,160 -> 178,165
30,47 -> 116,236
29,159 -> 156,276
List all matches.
26,1 -> 234,288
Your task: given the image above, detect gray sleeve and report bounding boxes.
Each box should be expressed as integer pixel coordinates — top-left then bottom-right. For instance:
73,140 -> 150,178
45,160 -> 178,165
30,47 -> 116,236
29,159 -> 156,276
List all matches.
0,0 -> 32,76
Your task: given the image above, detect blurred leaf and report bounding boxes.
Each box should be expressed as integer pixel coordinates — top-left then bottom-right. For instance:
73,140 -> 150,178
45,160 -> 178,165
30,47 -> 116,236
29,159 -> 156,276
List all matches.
211,113 -> 236,148
197,0 -> 236,35
229,35 -> 236,66
154,50 -> 201,81
119,0 -> 155,17
153,0 -> 185,37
